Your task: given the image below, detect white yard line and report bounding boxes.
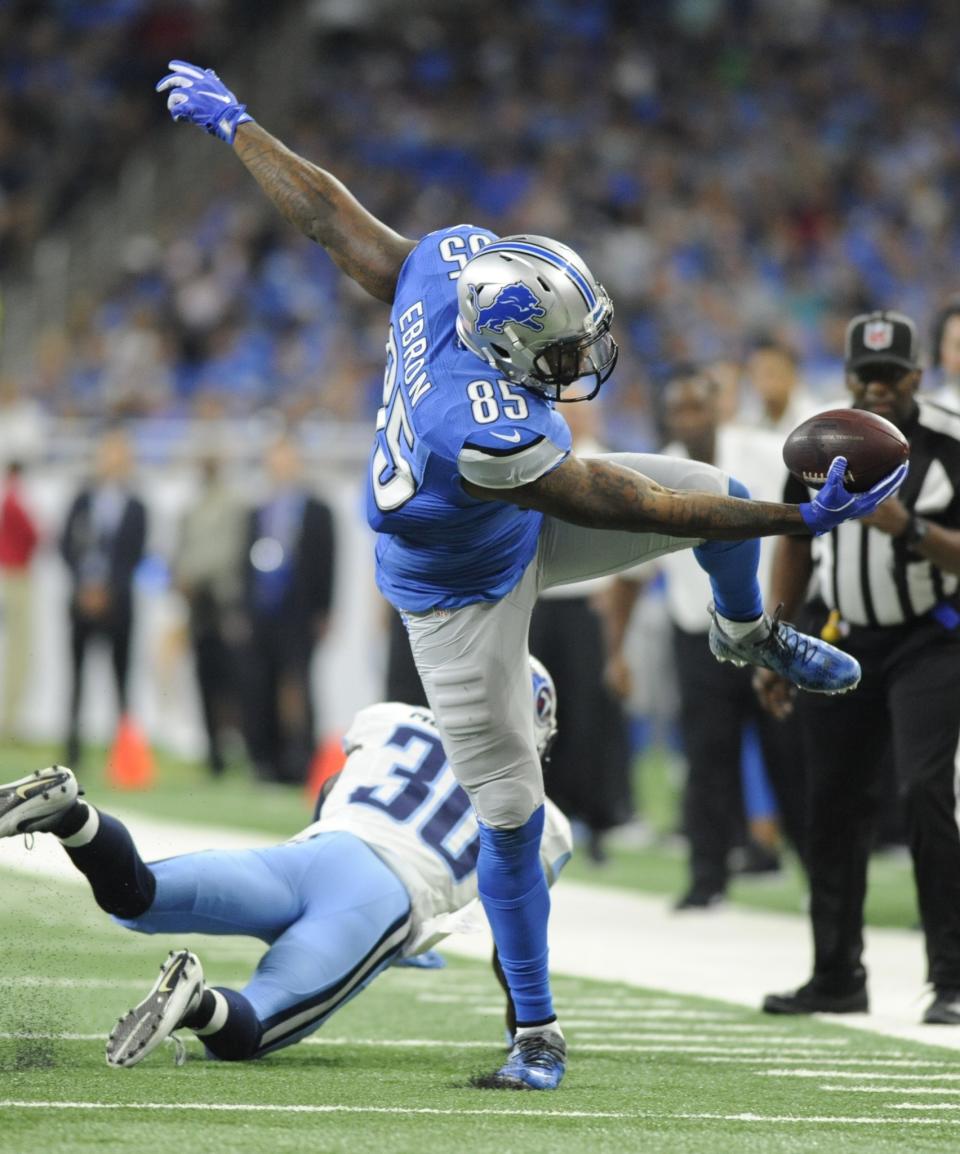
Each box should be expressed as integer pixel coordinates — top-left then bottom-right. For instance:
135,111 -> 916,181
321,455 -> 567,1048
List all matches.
0,1032 -> 854,1057
759,1068 -> 960,1079
1,1100 -> 959,1126
821,1086 -> 960,1094
2,810 -> 958,1052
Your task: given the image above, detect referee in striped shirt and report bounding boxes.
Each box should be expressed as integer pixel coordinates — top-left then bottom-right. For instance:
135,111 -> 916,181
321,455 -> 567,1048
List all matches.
756,310 -> 960,1025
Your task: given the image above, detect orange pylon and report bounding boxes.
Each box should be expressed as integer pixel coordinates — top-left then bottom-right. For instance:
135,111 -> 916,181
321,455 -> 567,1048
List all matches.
305,734 -> 346,806
106,715 -> 156,790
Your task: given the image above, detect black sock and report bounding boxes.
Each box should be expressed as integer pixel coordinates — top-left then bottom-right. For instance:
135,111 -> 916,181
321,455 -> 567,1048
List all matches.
48,800 -> 90,840
186,987 -> 262,1062
61,810 -> 156,919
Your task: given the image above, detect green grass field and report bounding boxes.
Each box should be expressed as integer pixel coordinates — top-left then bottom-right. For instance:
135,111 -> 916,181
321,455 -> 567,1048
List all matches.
1,742 -> 947,1153
1,868 -> 958,1154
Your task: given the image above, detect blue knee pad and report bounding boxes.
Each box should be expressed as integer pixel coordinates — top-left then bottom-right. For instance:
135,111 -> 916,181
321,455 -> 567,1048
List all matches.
694,476 -> 763,622
477,806 -> 554,1025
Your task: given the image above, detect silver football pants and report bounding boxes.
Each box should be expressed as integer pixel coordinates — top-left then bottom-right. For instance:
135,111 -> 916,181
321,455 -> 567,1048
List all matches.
402,452 -> 728,828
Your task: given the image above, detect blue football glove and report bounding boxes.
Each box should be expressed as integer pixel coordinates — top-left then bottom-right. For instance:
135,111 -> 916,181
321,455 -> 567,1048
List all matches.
799,455 -> 909,536
155,60 -> 253,144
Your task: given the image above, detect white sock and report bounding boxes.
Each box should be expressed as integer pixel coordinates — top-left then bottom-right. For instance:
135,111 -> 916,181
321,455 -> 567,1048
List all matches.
193,988 -> 229,1036
58,805 -> 100,848
716,612 -> 767,641
515,1020 -> 564,1041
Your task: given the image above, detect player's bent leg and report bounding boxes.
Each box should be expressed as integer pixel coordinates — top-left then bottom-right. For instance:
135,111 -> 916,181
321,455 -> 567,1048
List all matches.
108,835 -> 412,1065
0,768 -> 158,919
537,451 -> 721,589
472,805 -> 566,1091
237,832 -> 412,1056
404,590 -> 565,1087
702,477 -> 860,695
115,844 -> 305,940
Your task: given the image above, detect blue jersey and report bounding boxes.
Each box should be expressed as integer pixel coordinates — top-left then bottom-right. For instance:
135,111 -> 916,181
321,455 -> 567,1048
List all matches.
366,225 -> 572,611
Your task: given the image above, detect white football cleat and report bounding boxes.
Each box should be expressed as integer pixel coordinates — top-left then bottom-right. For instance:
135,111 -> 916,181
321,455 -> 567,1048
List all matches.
0,766 -> 78,838
107,949 -> 204,1068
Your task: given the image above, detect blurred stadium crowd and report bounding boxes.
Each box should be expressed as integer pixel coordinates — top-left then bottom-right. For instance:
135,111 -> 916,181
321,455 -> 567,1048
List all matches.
4,0 -> 960,438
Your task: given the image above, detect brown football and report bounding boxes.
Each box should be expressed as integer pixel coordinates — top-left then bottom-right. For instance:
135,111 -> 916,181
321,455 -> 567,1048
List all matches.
782,408 -> 909,492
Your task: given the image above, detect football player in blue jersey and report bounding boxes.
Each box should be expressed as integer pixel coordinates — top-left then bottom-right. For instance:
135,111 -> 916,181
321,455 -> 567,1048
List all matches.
0,661 -> 570,1070
155,62 -> 908,1090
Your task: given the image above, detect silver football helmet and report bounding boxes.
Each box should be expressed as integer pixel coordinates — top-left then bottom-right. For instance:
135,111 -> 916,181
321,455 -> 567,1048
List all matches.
529,656 -> 558,760
456,235 -> 618,402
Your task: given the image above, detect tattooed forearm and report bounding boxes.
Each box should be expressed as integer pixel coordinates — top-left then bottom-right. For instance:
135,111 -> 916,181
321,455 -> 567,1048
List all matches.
467,456 -> 810,539
233,123 -> 415,303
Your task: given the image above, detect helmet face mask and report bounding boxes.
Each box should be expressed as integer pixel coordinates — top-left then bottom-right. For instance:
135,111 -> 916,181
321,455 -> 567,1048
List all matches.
528,308 -> 619,402
456,235 -> 618,403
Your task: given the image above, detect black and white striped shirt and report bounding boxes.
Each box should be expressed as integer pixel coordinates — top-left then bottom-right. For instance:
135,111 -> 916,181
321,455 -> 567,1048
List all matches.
784,399 -> 960,628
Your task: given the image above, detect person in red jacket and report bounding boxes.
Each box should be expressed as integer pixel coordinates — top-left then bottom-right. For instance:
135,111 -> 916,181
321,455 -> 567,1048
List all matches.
0,461 -> 40,739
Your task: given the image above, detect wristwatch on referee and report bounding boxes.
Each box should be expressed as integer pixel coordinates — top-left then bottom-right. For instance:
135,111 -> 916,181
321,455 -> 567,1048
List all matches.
903,513 -> 930,549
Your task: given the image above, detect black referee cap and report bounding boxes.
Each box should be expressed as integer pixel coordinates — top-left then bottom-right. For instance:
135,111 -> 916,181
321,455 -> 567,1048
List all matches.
845,310 -> 919,372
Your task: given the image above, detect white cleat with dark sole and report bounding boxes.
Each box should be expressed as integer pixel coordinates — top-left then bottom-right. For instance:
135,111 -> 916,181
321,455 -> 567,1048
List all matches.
106,949 -> 204,1069
0,766 -> 78,837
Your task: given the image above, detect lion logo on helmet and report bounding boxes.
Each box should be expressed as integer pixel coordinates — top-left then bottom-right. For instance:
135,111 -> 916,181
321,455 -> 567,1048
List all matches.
469,282 -> 547,335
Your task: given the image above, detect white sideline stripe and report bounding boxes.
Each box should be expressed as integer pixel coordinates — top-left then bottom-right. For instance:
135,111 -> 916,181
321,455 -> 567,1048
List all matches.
0,977 -> 214,990
572,1024 -> 848,1037
470,1007 -> 735,1020
760,1069 -> 960,1080
0,1101 -> 630,1119
672,1113 -> 960,1126
702,1056 -> 941,1067
890,1104 -> 960,1111
2,1102 -> 960,1126
0,1032 -> 869,1058
571,1032 -> 849,1047
822,1086 -> 960,1095
415,994 -> 682,1008
570,1029 -> 816,1038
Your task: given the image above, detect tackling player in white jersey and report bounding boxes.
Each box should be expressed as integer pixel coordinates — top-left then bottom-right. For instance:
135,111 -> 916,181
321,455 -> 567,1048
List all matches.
0,660 -> 570,1071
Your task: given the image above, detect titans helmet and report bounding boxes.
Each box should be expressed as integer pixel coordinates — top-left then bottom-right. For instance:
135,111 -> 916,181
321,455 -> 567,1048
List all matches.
529,655 -> 558,761
455,235 -> 618,402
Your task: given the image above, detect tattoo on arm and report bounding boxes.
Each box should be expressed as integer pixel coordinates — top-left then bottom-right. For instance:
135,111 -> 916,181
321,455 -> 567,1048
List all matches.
234,123 -> 415,303
465,456 -> 810,539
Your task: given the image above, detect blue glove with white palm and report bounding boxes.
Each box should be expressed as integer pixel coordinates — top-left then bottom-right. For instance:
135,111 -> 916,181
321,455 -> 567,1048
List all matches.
155,60 -> 253,144
799,455 -> 909,536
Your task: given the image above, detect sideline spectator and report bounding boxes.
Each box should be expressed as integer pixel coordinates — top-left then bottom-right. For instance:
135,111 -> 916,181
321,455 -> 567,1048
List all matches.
758,312 -> 960,1024
604,368 -> 806,908
929,299 -> 960,410
741,338 -> 821,435
60,426 -> 147,766
240,434 -> 335,784
0,461 -> 39,739
172,454 -> 246,776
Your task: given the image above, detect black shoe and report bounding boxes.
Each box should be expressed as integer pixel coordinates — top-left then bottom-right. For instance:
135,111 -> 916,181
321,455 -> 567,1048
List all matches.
731,842 -> 782,877
923,988 -> 960,1025
673,887 -> 725,912
586,829 -> 608,865
763,978 -> 868,1015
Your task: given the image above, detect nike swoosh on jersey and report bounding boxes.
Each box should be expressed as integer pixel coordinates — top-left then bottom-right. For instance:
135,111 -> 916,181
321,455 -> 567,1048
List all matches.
490,430 -> 523,443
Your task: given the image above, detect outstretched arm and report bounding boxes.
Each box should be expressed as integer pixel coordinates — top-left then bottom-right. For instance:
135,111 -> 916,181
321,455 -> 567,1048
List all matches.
156,61 -> 415,303
462,452 -> 907,540
233,124 -> 415,303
